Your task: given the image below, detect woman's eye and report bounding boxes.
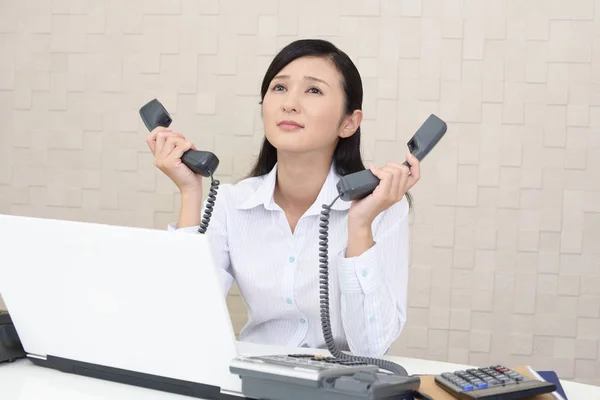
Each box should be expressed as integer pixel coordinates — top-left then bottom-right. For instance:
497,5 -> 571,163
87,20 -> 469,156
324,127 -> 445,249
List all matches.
308,87 -> 322,94
272,84 -> 285,91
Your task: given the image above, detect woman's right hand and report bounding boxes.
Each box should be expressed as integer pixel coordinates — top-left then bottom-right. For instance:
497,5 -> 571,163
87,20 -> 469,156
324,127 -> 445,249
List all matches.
146,127 -> 204,194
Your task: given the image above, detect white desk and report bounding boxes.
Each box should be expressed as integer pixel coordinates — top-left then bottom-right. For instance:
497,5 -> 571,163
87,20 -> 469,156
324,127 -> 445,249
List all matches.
0,342 -> 598,400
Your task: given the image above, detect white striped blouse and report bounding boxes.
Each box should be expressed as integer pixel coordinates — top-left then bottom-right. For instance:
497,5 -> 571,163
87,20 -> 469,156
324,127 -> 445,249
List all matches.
168,162 -> 409,357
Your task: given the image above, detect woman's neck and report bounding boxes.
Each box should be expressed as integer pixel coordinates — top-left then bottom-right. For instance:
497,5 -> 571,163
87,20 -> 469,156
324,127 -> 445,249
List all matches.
274,152 -> 332,214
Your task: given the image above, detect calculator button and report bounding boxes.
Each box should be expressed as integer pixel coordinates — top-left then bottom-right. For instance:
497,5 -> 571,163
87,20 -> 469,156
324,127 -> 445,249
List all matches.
462,384 -> 474,391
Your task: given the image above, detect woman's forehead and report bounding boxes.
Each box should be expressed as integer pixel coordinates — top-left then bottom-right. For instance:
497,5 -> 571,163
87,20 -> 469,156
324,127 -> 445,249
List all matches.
276,56 -> 342,84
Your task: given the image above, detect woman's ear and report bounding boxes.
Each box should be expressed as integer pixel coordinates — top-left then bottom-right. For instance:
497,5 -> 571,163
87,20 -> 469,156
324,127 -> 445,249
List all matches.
339,110 -> 363,138
259,103 -> 264,121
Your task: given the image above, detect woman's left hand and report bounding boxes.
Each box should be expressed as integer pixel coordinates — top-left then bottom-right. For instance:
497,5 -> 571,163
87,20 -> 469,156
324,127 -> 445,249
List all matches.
348,152 -> 421,228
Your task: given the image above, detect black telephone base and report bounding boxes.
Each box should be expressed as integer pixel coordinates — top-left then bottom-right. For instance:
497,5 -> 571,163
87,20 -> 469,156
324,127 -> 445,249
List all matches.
237,369 -> 421,400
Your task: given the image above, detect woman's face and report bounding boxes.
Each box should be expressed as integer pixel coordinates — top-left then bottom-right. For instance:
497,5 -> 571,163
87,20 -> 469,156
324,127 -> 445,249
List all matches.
261,56 -> 361,156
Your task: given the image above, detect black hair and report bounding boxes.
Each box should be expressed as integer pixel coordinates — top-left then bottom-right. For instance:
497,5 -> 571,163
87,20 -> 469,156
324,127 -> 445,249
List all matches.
247,38 -> 412,208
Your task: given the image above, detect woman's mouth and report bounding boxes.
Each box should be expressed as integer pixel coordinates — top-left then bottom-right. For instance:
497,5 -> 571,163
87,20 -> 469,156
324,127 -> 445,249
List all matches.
277,121 -> 304,131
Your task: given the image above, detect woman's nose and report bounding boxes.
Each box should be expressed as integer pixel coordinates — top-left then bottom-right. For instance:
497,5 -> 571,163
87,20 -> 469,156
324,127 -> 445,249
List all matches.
281,91 -> 300,113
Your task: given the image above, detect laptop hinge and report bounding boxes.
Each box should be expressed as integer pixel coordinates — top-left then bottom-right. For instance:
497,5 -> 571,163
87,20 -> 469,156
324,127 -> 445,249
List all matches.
27,353 -> 47,360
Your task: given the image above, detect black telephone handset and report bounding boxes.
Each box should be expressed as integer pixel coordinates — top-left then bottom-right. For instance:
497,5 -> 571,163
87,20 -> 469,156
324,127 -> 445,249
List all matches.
139,99 -> 220,178
336,114 -> 447,201
139,98 -> 220,234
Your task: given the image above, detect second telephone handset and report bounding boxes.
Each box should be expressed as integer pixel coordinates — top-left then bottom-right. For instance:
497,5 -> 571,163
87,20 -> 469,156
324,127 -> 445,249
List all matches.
336,114 -> 447,202
139,99 -> 219,177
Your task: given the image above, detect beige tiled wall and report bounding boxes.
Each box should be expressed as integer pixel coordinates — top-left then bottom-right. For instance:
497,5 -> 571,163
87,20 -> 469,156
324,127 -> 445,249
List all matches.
1,0 -> 599,386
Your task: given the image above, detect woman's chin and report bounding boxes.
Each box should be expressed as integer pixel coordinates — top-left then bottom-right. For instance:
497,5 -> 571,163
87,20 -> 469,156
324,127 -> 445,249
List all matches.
270,142 -> 315,155
267,135 -> 303,150
266,132 -> 330,155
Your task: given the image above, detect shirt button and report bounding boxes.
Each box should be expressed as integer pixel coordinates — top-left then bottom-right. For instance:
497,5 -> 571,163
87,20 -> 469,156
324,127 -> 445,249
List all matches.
369,315 -> 376,322
289,256 -> 295,263
300,318 -> 306,324
286,297 -> 293,304
361,270 -> 368,277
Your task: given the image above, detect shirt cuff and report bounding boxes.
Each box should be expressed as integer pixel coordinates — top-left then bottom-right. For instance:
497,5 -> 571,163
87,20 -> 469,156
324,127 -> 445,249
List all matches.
336,244 -> 383,294
167,222 -> 200,234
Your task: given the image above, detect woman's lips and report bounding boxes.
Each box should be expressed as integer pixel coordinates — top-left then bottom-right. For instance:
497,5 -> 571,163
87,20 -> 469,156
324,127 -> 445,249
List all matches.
278,121 -> 304,131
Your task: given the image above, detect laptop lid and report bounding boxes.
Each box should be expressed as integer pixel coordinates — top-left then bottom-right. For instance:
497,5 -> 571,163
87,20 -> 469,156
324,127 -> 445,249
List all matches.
0,214 -> 243,394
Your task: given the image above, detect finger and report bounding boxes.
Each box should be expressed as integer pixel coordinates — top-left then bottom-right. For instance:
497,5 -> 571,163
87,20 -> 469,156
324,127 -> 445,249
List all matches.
385,163 -> 410,199
155,131 -> 179,157
166,139 -> 194,166
146,136 -> 156,154
406,152 -> 421,184
160,136 -> 184,159
146,127 -> 172,154
147,127 -> 172,142
384,163 -> 402,199
381,165 -> 400,196
403,150 -> 416,167
163,132 -> 186,153
385,163 -> 410,200
369,165 -> 393,196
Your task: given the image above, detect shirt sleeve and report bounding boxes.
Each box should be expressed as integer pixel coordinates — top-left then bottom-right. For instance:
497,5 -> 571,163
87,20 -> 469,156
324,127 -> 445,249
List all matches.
334,197 -> 410,357
167,189 -> 235,297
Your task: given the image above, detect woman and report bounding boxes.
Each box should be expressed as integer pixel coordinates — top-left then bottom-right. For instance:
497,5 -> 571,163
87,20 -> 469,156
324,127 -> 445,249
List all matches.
146,39 -> 420,357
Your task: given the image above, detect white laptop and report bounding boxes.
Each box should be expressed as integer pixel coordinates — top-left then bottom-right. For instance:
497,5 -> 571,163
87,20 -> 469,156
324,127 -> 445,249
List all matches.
0,214 -> 326,399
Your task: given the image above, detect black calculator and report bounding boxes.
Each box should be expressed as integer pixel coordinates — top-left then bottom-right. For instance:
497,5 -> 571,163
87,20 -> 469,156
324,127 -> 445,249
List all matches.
434,365 -> 556,400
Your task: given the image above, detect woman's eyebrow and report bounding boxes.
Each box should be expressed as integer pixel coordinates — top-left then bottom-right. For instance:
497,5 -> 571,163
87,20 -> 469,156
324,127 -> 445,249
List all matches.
273,75 -> 330,87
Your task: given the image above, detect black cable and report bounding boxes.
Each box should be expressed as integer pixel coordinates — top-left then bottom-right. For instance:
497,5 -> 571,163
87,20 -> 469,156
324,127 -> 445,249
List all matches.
197,173 -> 220,235
319,196 -> 408,376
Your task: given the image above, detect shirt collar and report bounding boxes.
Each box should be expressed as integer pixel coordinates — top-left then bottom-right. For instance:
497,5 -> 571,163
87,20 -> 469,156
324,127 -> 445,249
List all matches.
236,162 -> 351,213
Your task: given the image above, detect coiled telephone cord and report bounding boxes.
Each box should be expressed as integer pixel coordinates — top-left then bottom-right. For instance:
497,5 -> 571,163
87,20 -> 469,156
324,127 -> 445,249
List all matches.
319,196 -> 408,376
198,174 -> 219,235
